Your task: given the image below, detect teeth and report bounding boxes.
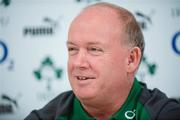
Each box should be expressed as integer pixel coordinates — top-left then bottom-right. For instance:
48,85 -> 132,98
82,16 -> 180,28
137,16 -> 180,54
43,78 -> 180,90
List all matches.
77,76 -> 87,80
76,76 -> 95,80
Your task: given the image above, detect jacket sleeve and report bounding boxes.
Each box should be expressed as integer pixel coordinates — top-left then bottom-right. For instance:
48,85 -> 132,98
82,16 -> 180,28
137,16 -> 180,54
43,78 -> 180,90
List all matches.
24,110 -> 42,120
24,91 -> 74,120
157,99 -> 180,120
24,98 -> 61,120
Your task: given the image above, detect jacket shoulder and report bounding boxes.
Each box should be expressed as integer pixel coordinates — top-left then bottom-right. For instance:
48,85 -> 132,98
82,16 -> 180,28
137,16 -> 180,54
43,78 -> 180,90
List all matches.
24,90 -> 75,120
140,83 -> 180,120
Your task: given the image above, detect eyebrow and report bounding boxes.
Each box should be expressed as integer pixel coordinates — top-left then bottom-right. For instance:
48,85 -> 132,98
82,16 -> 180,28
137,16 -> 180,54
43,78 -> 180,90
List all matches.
66,41 -> 102,45
66,41 -> 75,45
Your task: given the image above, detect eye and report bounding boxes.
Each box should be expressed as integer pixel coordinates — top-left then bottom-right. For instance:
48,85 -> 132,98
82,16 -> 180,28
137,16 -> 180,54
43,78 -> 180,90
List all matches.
67,46 -> 78,55
88,47 -> 103,56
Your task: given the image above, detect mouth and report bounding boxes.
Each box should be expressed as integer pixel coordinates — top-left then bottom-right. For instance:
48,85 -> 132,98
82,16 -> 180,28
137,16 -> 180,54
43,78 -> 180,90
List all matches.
76,76 -> 95,80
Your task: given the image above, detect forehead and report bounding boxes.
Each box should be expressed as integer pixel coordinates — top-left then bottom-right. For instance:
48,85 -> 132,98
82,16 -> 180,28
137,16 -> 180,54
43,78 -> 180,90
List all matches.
67,6 -> 126,44
72,6 -> 121,27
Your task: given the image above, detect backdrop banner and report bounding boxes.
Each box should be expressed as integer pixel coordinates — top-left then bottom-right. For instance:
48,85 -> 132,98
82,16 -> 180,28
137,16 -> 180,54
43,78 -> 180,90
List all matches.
0,0 -> 179,119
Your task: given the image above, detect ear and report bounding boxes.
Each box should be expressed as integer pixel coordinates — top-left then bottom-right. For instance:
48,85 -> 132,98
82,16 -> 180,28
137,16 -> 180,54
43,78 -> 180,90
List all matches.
126,47 -> 141,73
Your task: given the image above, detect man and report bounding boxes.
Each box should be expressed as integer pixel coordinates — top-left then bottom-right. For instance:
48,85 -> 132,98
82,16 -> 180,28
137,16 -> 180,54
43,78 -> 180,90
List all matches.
25,2 -> 180,120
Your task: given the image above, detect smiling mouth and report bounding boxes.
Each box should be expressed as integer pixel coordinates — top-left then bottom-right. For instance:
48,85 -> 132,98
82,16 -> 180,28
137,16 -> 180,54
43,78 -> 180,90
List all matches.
76,76 -> 95,80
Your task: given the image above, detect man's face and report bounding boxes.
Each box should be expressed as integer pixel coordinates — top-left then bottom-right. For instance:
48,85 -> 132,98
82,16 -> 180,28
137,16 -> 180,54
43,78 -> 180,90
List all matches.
67,9 -> 130,101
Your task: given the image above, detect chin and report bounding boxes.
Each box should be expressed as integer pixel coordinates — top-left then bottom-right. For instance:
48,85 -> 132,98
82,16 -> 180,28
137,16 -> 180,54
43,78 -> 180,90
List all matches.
74,89 -> 96,101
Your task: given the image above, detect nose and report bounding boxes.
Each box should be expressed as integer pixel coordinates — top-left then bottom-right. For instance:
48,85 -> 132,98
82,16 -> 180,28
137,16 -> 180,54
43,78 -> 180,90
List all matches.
73,49 -> 89,69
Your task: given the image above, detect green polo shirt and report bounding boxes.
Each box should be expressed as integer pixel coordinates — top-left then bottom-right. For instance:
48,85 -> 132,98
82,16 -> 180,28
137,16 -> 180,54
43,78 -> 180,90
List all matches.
58,79 -> 151,120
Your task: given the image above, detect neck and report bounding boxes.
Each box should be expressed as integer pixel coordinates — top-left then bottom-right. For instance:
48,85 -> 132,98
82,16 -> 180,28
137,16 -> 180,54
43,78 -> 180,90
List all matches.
80,79 -> 134,119
82,101 -> 122,120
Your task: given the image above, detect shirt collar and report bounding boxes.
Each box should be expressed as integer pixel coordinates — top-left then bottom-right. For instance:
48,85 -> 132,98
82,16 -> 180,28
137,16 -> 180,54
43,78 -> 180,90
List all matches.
73,78 -> 142,120
73,97 -> 95,120
110,78 -> 142,120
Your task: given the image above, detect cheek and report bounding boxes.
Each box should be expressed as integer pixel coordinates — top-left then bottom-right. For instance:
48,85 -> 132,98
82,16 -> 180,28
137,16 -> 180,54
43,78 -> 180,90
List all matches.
67,59 -> 73,80
101,54 -> 127,78
67,61 -> 70,73
113,50 -> 128,68
67,57 -> 73,69
91,57 -> 113,84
